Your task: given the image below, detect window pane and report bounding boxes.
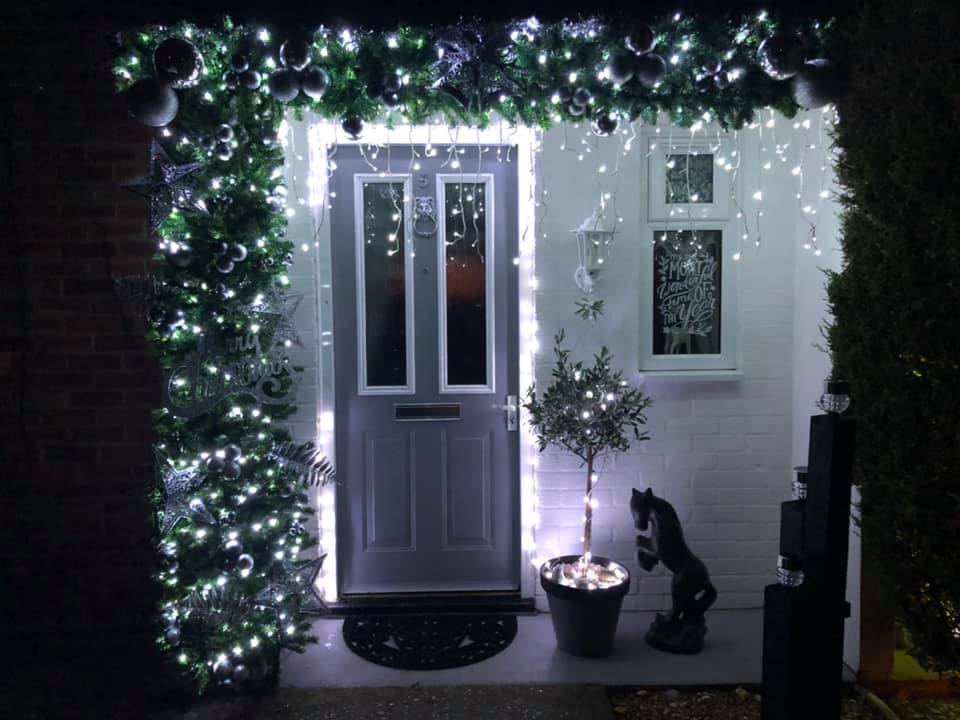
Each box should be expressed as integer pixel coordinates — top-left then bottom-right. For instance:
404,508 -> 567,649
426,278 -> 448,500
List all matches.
362,182 -> 407,387
653,230 -> 722,355
665,153 -> 714,204
443,182 -> 488,386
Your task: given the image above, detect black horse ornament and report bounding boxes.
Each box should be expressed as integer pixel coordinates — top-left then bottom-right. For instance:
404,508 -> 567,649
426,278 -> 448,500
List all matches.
631,487 -> 717,654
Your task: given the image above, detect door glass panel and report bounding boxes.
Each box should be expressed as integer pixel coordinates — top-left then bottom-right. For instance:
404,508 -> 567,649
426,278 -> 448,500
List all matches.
443,182 -> 488,387
665,153 -> 714,203
362,181 -> 407,387
653,230 -> 722,355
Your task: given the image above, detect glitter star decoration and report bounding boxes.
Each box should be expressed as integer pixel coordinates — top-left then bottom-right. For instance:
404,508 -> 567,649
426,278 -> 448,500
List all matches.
155,449 -> 215,537
432,24 -> 526,113
123,140 -> 208,230
253,288 -> 304,348
254,555 -> 326,615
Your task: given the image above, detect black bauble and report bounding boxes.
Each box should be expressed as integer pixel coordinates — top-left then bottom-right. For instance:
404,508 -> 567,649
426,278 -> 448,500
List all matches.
341,116 -> 364,140
240,69 -> 262,90
262,130 -> 279,147
231,52 -> 250,72
300,66 -> 330,100
224,539 -> 242,558
268,69 -> 300,102
606,53 -> 636,85
214,143 -> 233,161
635,53 -> 667,88
557,85 -> 573,103
148,305 -> 169,324
279,37 -> 312,71
383,74 -> 402,94
714,71 -> 731,89
229,244 -> 248,262
572,86 -> 592,107
166,249 -> 192,268
567,102 -> 586,117
758,33 -> 807,81
124,78 -> 179,127
213,241 -> 230,256
224,72 -> 239,90
215,256 -> 235,274
223,461 -> 241,480
217,124 -> 234,142
382,91 -> 401,108
206,455 -> 226,473
793,58 -> 843,109
626,25 -> 656,55
154,37 -> 204,89
198,134 -> 216,150
593,112 -> 619,136
224,443 -> 242,460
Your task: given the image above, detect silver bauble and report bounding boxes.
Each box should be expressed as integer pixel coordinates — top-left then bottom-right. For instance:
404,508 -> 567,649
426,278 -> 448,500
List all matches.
280,38 -> 312,71
125,79 -> 179,127
154,37 -> 204,89
268,69 -> 301,102
758,34 -> 807,81
165,625 -> 182,646
223,443 -> 242,460
606,53 -> 635,85
213,658 -> 233,680
793,59 -> 843,109
626,25 -> 656,55
232,664 -> 251,683
240,69 -> 262,90
300,66 -> 330,100
237,554 -> 255,573
634,53 -> 667,88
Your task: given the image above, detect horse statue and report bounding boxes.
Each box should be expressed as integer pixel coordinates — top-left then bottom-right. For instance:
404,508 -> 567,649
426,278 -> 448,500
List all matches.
631,487 -> 717,654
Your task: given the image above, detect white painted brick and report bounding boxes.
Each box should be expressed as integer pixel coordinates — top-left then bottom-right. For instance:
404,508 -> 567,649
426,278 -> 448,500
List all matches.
715,453 -> 784,471
693,434 -> 745,452
693,470 -> 783,488
747,434 -> 792,453
666,453 -> 719,470
712,523 -> 770,541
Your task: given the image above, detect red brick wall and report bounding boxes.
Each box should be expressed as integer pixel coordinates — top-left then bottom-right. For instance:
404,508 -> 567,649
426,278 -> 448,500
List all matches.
0,5 -> 190,715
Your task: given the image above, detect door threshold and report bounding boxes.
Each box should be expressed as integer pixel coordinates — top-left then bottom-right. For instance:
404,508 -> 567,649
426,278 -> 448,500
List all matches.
326,592 -> 537,617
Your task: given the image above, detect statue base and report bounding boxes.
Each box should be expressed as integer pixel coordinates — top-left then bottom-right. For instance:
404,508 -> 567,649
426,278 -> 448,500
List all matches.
645,613 -> 708,655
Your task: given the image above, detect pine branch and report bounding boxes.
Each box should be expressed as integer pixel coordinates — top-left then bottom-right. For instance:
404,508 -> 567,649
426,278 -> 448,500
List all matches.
267,441 -> 336,487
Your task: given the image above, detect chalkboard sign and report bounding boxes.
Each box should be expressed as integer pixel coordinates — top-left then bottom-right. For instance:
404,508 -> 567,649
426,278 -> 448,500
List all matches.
652,230 -> 722,356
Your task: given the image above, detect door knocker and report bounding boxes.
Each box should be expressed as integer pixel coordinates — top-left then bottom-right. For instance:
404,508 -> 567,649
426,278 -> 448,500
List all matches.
414,196 -> 438,238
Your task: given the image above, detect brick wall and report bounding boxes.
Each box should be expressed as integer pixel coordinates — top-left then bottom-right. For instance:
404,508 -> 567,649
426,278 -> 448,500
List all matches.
0,4 -> 191,714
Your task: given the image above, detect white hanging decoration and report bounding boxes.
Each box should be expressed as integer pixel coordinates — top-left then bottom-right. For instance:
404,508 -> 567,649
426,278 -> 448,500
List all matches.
571,205 -> 617,292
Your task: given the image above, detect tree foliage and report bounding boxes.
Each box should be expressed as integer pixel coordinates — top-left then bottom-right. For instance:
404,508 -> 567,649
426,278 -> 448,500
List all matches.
828,0 -> 960,672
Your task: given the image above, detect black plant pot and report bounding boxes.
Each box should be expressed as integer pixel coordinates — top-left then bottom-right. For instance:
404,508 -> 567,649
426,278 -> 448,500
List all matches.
540,555 -> 631,657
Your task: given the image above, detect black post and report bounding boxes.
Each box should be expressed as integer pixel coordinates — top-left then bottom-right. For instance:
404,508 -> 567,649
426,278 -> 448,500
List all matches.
761,414 -> 856,720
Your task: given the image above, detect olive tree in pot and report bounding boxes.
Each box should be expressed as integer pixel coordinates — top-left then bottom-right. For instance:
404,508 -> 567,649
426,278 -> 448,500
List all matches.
525,330 -> 652,656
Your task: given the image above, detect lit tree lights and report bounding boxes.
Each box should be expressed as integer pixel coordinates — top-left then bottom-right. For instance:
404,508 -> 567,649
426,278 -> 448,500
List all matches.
112,11 -> 839,692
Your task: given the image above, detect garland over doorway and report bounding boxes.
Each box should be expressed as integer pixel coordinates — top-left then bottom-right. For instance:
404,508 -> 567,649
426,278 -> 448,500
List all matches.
112,12 -> 839,693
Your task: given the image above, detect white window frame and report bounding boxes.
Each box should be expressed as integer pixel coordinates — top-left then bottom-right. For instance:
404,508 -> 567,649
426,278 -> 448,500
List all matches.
647,132 -> 733,222
436,173 -> 496,394
353,173 -> 416,395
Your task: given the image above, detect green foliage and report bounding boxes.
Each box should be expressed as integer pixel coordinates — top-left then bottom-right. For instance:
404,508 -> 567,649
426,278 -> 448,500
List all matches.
524,330 -> 652,463
115,23 -> 329,693
574,297 -> 604,322
113,14 -> 836,131
828,0 -> 960,672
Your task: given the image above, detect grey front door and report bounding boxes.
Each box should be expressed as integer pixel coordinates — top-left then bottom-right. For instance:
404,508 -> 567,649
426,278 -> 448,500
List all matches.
331,145 -> 520,595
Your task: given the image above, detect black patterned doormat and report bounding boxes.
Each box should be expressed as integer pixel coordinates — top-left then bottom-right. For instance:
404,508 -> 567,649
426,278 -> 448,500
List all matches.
342,614 -> 518,670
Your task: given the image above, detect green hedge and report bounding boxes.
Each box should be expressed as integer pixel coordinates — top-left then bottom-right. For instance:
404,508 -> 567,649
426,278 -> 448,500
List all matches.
828,0 -> 960,673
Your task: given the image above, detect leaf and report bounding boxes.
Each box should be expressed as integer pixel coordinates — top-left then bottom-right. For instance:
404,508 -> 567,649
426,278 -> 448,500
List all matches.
268,441 -> 336,487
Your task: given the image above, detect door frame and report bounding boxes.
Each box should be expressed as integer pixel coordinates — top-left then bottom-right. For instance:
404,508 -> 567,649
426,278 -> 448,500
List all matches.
290,117 -> 541,603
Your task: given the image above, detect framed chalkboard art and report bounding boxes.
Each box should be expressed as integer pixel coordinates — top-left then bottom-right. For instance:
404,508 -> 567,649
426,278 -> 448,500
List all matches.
639,229 -> 738,373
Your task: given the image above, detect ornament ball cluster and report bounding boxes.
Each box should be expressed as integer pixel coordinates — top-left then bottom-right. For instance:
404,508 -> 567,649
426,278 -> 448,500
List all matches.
757,32 -> 842,109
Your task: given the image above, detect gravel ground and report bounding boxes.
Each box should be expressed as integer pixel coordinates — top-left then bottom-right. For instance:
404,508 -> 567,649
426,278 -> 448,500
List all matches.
893,701 -> 960,720
606,687 -> 881,719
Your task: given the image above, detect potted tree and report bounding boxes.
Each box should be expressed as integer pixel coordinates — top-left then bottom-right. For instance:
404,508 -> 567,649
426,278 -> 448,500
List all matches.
525,330 -> 653,656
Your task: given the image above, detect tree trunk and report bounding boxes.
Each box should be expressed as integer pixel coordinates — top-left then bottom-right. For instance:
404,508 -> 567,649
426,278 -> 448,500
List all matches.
583,450 -> 594,564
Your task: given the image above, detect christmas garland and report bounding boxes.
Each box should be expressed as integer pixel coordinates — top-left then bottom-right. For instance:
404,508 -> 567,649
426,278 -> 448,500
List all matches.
112,12 -> 838,694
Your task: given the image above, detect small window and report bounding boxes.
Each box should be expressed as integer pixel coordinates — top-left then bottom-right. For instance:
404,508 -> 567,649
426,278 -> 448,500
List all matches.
648,136 -> 732,222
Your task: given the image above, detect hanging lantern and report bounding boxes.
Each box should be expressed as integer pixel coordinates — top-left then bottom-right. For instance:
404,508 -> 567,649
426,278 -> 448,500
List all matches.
571,207 -> 617,292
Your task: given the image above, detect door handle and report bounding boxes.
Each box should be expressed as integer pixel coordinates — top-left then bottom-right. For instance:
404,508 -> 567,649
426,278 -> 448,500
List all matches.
492,395 -> 518,432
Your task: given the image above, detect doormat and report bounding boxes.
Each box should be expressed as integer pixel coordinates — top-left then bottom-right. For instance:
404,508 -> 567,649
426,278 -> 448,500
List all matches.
342,614 -> 518,670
